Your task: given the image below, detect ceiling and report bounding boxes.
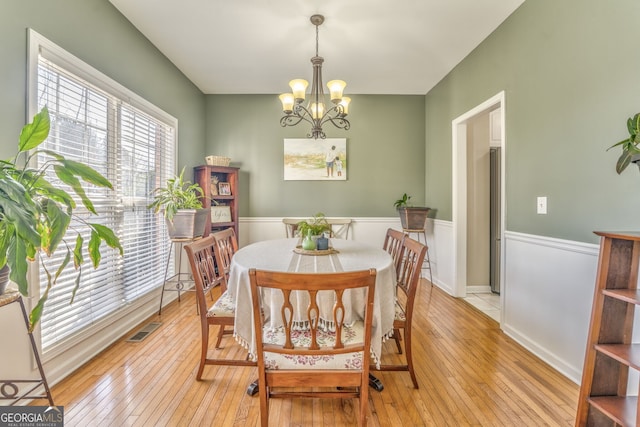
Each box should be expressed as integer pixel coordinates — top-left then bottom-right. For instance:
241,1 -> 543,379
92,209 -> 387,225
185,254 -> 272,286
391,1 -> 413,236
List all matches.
108,0 -> 525,95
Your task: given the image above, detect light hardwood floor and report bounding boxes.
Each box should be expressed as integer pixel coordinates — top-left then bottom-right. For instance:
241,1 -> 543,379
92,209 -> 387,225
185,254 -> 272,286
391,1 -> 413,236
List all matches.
33,281 -> 579,426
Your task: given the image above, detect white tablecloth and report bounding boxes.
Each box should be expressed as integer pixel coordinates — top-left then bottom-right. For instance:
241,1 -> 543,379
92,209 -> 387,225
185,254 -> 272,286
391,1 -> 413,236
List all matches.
227,238 -> 396,368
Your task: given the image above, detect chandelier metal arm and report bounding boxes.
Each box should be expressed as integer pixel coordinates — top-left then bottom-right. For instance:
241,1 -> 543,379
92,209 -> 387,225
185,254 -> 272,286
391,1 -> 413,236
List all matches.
321,115 -> 351,131
319,104 -> 350,130
280,103 -> 315,127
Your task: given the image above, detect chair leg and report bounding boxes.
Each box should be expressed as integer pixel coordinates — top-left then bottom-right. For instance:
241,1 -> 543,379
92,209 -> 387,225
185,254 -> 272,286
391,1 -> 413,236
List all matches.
197,324 -> 209,381
404,326 -> 419,389
359,373 -> 369,427
393,328 -> 403,354
259,383 -> 269,427
215,325 -> 225,348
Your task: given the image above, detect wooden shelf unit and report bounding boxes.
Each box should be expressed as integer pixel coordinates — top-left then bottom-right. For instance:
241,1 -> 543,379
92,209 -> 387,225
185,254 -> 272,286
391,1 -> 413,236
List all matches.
576,231 -> 640,426
193,165 -> 239,239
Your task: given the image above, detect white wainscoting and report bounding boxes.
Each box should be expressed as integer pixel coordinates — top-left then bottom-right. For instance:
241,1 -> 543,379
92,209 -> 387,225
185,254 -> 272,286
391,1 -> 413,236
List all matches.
502,232 -> 599,384
424,222 -> 599,384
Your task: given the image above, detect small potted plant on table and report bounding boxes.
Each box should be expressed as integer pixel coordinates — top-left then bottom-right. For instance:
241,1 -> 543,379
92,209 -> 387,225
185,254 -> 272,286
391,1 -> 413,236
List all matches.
295,213 -> 332,251
296,212 -> 331,238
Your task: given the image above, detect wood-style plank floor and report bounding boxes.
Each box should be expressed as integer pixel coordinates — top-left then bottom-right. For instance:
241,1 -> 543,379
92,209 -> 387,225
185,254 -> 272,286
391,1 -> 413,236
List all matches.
33,281 -> 579,426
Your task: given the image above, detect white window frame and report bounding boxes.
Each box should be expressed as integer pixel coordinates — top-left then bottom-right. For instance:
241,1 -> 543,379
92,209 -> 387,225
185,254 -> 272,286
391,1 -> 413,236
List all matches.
26,29 -> 178,362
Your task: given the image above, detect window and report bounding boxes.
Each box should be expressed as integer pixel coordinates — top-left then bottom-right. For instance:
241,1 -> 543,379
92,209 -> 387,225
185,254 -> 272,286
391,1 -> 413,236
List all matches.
28,30 -> 177,353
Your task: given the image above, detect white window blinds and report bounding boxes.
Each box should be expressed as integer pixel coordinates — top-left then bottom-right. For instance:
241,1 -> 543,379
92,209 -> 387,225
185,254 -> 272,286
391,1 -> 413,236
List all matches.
33,39 -> 176,352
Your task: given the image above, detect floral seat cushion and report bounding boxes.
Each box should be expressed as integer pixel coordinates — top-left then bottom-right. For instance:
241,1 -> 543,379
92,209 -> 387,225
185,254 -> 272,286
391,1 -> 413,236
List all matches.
262,320 -> 365,370
206,290 -> 235,318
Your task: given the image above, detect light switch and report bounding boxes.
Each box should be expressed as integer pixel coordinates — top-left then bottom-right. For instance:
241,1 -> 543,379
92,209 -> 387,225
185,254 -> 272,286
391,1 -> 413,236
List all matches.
537,196 -> 547,214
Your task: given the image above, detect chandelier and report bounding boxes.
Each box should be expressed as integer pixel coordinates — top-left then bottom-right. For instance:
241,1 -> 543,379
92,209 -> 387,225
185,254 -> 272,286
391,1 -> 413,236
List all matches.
279,14 -> 351,140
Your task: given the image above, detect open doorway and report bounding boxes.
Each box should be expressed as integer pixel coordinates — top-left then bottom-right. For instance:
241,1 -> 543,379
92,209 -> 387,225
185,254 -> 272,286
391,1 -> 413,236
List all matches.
451,92 -> 505,323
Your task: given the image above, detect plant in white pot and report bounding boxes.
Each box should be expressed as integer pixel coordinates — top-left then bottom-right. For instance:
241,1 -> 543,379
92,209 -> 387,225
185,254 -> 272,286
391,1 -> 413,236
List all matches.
393,193 -> 430,230
0,106 -> 123,329
148,168 -> 209,239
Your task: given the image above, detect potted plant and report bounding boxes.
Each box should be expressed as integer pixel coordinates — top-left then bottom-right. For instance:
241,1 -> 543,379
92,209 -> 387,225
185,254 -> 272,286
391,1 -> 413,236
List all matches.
608,112 -> 640,174
149,167 -> 209,239
296,212 -> 331,238
0,106 -> 123,328
394,193 -> 430,230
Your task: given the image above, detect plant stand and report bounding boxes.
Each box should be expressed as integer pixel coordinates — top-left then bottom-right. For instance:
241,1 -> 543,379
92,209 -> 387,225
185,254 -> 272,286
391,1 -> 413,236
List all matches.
403,228 -> 434,285
0,290 -> 54,406
158,237 -> 200,315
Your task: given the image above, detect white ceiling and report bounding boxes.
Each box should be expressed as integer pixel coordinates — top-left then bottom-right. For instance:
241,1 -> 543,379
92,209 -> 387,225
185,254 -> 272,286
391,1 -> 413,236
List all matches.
108,0 -> 525,95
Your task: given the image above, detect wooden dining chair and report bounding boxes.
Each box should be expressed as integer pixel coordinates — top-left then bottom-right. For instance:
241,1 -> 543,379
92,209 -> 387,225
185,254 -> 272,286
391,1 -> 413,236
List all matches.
327,217 -> 353,239
209,228 -> 240,347
184,236 -> 254,381
249,268 -> 377,427
374,235 -> 426,389
282,218 -> 299,238
210,227 -> 238,281
382,228 -> 406,276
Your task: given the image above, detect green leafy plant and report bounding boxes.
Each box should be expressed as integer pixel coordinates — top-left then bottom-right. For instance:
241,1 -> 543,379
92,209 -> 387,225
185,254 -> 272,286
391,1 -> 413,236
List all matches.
0,106 -> 123,329
148,167 -> 204,221
608,112 -> 640,174
393,193 -> 412,208
296,212 -> 331,237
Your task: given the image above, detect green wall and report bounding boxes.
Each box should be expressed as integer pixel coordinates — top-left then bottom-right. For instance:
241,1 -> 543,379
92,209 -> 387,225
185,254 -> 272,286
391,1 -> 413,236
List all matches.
205,94 -> 426,217
1,0 -> 206,169
425,0 -> 640,243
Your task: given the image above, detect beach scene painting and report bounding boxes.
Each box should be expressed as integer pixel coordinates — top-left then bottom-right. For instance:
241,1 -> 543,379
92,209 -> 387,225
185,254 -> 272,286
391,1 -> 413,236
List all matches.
284,138 -> 347,181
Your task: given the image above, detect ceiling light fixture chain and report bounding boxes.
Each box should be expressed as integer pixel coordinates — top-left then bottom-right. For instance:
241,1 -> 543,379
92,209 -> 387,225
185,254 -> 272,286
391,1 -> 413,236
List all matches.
279,14 -> 351,139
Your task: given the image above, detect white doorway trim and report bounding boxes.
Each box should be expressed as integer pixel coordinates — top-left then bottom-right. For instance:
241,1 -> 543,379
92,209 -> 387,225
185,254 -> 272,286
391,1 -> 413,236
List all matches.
452,91 -> 506,306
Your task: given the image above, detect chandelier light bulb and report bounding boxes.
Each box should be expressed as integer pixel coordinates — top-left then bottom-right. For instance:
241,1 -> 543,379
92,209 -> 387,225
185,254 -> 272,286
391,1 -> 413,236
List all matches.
327,80 -> 346,103
279,93 -> 295,114
311,102 -> 325,119
289,79 -> 308,101
339,97 -> 351,116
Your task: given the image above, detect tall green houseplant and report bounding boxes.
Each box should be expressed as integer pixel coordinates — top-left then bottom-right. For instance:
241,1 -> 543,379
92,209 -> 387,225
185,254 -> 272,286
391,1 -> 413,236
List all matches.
0,106 -> 123,329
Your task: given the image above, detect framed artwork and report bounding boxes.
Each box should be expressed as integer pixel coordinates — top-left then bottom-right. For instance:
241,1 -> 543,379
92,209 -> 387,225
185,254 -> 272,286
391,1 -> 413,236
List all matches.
218,182 -> 231,195
211,205 -> 232,223
284,138 -> 347,181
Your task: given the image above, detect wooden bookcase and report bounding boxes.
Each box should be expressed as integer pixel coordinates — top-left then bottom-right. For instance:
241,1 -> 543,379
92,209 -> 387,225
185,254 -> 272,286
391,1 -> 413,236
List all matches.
193,165 -> 239,239
576,231 -> 640,426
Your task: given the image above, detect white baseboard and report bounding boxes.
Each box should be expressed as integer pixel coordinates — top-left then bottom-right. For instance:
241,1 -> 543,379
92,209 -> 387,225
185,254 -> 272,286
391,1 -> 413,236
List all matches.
466,285 -> 492,294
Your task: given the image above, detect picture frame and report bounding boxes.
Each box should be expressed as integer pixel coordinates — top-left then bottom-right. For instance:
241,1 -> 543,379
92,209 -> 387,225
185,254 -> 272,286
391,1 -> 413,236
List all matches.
218,182 -> 231,196
284,138 -> 347,181
211,205 -> 232,223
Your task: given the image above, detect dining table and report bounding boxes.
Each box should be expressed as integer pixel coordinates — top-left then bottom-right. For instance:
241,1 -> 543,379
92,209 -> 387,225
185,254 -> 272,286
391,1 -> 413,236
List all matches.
226,237 -> 397,393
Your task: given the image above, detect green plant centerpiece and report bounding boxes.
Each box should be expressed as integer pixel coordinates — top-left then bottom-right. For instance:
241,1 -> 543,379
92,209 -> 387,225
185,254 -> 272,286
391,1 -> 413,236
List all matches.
296,212 -> 331,237
394,193 -> 430,230
149,168 -> 208,239
0,106 -> 122,329
609,112 -> 640,174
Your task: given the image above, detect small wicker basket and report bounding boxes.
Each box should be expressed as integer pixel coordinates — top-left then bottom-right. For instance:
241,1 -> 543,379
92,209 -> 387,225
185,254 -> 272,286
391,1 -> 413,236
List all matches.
205,155 -> 231,167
